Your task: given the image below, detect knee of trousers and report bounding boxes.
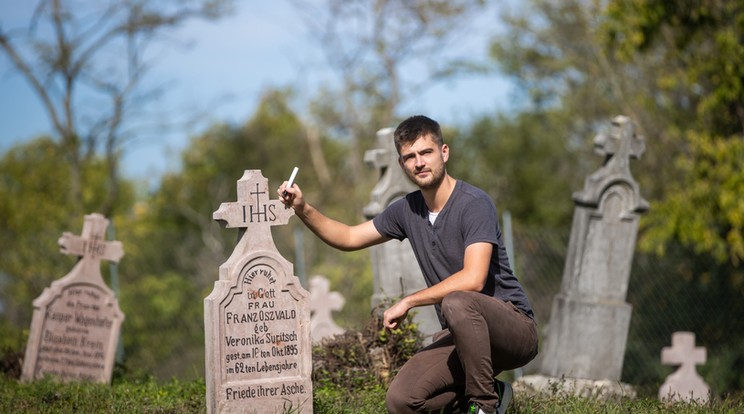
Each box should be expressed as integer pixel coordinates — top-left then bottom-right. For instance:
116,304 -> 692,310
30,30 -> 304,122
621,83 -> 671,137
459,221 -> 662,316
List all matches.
441,291 -> 476,325
386,385 -> 415,414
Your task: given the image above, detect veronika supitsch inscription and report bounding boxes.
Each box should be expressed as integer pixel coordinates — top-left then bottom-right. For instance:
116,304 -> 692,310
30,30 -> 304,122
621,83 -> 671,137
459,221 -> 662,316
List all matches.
205,170 -> 312,414
22,213 -> 124,384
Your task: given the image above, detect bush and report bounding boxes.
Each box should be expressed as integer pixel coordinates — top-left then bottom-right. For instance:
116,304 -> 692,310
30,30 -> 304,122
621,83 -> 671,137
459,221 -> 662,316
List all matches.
312,303 -> 422,390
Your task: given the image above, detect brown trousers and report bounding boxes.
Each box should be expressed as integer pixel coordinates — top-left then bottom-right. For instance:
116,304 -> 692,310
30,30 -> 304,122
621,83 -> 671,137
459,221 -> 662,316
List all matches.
385,291 -> 538,413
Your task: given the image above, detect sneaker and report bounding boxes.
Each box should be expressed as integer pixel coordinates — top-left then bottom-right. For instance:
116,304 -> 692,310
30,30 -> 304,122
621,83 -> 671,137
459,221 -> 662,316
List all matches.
495,380 -> 513,414
467,381 -> 513,414
467,402 -> 493,414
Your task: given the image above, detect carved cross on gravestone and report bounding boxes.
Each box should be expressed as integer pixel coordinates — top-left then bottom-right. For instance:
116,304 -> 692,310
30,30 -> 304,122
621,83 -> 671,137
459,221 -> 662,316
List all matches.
22,213 -> 125,383
309,275 -> 345,343
205,170 -> 312,414
659,331 -> 710,403
58,216 -> 124,271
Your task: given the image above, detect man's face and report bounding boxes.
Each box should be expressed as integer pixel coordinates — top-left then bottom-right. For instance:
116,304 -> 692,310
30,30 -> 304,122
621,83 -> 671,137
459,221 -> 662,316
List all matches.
398,134 -> 449,190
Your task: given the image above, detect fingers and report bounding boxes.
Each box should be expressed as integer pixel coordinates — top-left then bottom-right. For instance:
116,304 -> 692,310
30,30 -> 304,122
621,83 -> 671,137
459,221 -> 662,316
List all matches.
278,181 -> 303,211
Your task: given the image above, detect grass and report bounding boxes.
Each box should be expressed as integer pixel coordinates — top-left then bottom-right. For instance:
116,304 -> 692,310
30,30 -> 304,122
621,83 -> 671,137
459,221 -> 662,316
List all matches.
1,375 -> 742,413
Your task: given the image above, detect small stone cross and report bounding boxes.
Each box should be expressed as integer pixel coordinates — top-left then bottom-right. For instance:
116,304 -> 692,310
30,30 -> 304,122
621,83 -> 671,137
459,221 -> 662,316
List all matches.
213,170 -> 294,231
58,213 -> 123,265
659,331 -> 710,403
309,275 -> 345,343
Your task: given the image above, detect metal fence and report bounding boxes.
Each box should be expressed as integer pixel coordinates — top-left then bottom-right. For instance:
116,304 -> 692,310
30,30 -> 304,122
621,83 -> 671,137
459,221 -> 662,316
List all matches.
508,223 -> 744,396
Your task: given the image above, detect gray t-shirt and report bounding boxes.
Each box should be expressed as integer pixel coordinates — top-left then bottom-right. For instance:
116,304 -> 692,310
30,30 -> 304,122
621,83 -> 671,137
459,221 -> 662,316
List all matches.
373,180 -> 534,326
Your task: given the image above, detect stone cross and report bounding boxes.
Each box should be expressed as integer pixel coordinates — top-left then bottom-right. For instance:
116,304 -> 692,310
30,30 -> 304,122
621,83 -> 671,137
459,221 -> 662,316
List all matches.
205,170 -> 312,414
540,115 -> 648,381
363,128 -> 441,343
21,213 -> 125,383
309,275 -> 345,343
659,331 -> 710,403
58,216 -> 124,267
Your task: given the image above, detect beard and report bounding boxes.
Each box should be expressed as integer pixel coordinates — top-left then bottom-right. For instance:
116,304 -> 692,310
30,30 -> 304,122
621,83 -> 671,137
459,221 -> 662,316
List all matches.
405,162 -> 446,190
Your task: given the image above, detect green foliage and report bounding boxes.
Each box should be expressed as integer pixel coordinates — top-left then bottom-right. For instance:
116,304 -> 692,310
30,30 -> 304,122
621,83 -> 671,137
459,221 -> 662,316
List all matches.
0,375 -> 206,414
640,133 -> 744,265
602,0 -> 744,265
450,112 -> 588,227
312,303 -> 423,390
490,0 -> 744,396
0,137 -> 134,333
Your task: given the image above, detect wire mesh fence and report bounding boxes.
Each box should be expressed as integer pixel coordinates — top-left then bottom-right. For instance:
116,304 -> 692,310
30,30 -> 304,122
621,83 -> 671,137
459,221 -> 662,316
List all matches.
510,223 -> 744,397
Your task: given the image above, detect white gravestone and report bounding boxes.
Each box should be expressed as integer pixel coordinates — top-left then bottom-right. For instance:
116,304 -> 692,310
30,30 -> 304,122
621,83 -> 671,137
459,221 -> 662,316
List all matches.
659,331 -> 710,403
309,275 -> 345,343
205,170 -> 312,414
21,213 -> 125,383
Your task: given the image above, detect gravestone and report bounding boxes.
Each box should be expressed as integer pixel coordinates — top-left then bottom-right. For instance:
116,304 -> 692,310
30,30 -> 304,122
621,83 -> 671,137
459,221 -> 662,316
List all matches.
363,127 -> 441,342
538,115 -> 649,382
205,170 -> 312,414
309,275 -> 345,343
21,213 -> 125,383
659,331 -> 710,403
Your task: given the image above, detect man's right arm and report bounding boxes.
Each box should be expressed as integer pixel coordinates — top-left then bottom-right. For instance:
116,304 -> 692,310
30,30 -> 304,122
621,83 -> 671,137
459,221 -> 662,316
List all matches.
278,182 -> 389,251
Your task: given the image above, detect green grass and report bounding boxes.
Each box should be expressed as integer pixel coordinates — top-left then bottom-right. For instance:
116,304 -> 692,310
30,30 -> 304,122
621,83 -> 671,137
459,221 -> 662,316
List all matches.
2,376 -> 742,413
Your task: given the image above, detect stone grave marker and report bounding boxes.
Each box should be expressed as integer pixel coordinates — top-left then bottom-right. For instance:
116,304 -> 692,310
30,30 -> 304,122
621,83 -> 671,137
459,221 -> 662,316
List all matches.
538,115 -> 649,382
363,127 -> 441,343
205,170 -> 312,414
21,213 -> 125,383
659,331 -> 710,403
308,275 -> 345,343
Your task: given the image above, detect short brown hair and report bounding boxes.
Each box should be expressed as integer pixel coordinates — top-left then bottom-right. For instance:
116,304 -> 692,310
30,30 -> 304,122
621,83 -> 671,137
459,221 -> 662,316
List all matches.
393,115 -> 444,154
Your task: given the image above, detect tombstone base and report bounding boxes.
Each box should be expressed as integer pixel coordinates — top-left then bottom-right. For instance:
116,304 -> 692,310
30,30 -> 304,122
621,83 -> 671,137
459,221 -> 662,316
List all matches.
514,374 -> 636,401
540,295 -> 632,381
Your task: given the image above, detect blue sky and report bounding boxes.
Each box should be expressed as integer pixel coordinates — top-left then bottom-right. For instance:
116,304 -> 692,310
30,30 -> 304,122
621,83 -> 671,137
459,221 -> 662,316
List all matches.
0,1 -> 518,181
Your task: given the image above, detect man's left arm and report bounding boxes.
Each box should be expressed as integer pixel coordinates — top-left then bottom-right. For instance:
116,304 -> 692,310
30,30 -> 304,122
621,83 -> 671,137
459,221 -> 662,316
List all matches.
383,241 -> 492,329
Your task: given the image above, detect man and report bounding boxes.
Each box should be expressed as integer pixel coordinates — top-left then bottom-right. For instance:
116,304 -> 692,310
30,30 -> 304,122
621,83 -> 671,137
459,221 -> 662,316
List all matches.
278,115 -> 538,414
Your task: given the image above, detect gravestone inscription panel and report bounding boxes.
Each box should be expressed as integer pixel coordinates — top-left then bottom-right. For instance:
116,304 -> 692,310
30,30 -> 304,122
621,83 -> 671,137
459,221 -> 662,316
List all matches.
21,213 -> 125,383
205,170 -> 312,414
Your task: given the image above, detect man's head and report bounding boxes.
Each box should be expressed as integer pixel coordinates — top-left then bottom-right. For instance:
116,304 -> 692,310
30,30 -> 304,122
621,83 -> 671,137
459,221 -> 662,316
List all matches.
393,115 -> 444,155
394,115 -> 449,190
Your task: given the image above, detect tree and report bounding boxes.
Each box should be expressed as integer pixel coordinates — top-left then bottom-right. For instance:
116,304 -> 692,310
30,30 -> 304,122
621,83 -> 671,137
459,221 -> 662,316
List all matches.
487,0 -> 744,393
292,0 -> 490,197
0,0 -> 232,217
0,137 -> 134,340
115,90 -> 373,378
603,0 -> 744,265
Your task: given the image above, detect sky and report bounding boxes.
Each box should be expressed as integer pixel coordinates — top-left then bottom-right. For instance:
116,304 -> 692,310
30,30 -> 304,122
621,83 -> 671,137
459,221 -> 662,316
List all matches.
0,1 -> 519,182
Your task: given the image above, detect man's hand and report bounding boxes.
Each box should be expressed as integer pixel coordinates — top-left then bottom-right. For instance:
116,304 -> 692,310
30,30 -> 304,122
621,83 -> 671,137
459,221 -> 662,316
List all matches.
383,299 -> 411,330
278,181 -> 304,212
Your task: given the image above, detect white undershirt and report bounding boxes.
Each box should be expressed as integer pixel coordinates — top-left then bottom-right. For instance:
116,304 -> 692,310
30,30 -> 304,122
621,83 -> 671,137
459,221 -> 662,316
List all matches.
428,210 -> 439,225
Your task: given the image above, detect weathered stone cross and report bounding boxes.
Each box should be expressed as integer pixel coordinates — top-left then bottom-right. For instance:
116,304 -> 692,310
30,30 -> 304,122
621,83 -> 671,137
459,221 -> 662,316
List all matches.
662,331 -> 706,373
593,114 -> 646,170
213,170 -> 294,231
213,170 -> 295,280
309,275 -> 345,343
58,213 -> 124,266
659,331 -> 710,403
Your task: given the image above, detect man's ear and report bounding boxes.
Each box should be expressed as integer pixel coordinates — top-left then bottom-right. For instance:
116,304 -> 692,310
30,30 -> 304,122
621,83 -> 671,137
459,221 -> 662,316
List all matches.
441,144 -> 450,163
